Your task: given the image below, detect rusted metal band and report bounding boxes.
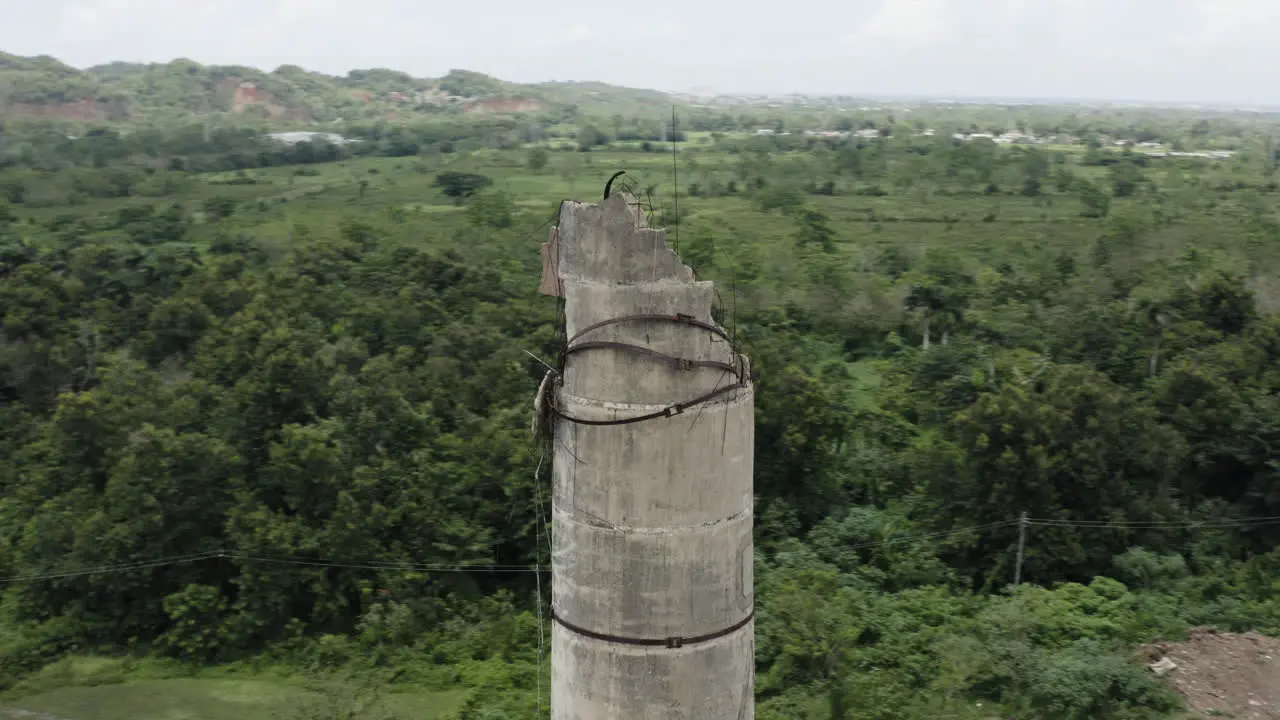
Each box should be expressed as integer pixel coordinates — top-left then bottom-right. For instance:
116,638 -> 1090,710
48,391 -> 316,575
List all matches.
551,608 -> 755,649
551,381 -> 747,427
566,313 -> 729,347
554,313 -> 743,426
564,340 -> 740,377
603,170 -> 627,200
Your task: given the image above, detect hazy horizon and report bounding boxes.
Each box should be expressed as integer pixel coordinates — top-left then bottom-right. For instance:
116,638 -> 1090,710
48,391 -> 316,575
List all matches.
3,0 -> 1278,107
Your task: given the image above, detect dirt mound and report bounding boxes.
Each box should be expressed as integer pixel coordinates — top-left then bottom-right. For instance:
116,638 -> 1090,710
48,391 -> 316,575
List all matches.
1140,627 -> 1280,719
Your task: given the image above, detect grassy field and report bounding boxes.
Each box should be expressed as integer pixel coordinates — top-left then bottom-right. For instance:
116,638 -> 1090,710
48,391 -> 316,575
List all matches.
0,659 -> 468,720
14,141 -> 1277,326
3,681 -> 467,720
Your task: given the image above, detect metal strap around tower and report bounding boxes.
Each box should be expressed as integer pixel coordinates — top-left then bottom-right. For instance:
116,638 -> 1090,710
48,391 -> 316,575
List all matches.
565,313 -> 730,347
552,312 -> 746,427
563,341 -> 741,377
550,607 -> 755,649
551,381 -> 748,427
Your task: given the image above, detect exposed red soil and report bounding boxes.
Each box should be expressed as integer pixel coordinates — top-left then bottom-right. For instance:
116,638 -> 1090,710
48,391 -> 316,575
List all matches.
230,82 -> 284,118
220,79 -> 308,121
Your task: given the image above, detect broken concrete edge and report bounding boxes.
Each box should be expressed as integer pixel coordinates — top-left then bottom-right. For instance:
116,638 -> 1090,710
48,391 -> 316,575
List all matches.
540,193 -> 694,296
533,190 -> 753,428
547,190 -> 755,718
538,226 -> 563,297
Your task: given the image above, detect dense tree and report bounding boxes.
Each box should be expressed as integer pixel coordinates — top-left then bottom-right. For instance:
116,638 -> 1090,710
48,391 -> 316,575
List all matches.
793,206 -> 835,252
432,171 -> 492,201
526,147 -> 548,172
939,364 -> 1185,587
1110,161 -> 1145,197
3,89 -> 1280,717
1078,179 -> 1112,217
202,196 -> 238,221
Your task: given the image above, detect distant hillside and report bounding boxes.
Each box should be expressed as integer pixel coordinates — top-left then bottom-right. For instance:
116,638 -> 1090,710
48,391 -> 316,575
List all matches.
0,52 -> 677,125
532,80 -> 675,109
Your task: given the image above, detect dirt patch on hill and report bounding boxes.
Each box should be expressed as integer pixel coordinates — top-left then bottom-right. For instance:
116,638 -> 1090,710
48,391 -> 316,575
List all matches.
2,98 -> 118,121
1140,627 -> 1280,719
463,98 -> 543,114
221,80 -> 307,121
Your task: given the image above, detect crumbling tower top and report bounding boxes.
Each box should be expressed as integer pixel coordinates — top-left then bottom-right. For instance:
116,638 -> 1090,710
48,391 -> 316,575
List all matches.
542,189 -> 755,720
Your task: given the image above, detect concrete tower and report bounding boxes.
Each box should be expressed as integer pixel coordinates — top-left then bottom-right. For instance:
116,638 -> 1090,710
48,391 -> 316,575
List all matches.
539,192 -> 755,719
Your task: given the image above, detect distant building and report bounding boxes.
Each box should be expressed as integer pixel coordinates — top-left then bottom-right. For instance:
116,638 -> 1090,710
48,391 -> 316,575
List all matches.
267,131 -> 357,146
1167,149 -> 1233,158
995,131 -> 1037,144
1166,150 -> 1236,159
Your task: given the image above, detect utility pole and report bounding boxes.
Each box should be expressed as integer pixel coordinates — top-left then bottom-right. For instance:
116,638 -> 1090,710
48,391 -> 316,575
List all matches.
1013,511 -> 1028,586
539,192 -> 755,719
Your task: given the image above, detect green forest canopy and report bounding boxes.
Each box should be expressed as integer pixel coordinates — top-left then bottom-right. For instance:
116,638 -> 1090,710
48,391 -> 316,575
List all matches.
1,93 -> 1280,718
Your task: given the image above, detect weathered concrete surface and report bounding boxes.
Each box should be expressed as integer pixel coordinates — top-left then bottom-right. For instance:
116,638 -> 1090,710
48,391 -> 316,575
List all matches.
547,193 -> 755,719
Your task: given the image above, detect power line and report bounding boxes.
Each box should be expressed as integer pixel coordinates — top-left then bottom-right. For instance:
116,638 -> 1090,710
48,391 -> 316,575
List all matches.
225,553 -> 540,573
0,551 -> 538,585
1028,516 -> 1280,528
6,513 -> 1279,585
533,452 -> 548,714
1014,516 -> 1280,583
0,524 -> 1012,585
0,551 -> 225,584
762,520 -> 1019,560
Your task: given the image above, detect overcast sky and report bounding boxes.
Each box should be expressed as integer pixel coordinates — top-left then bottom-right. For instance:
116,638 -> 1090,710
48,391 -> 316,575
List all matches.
1,0 -> 1277,105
